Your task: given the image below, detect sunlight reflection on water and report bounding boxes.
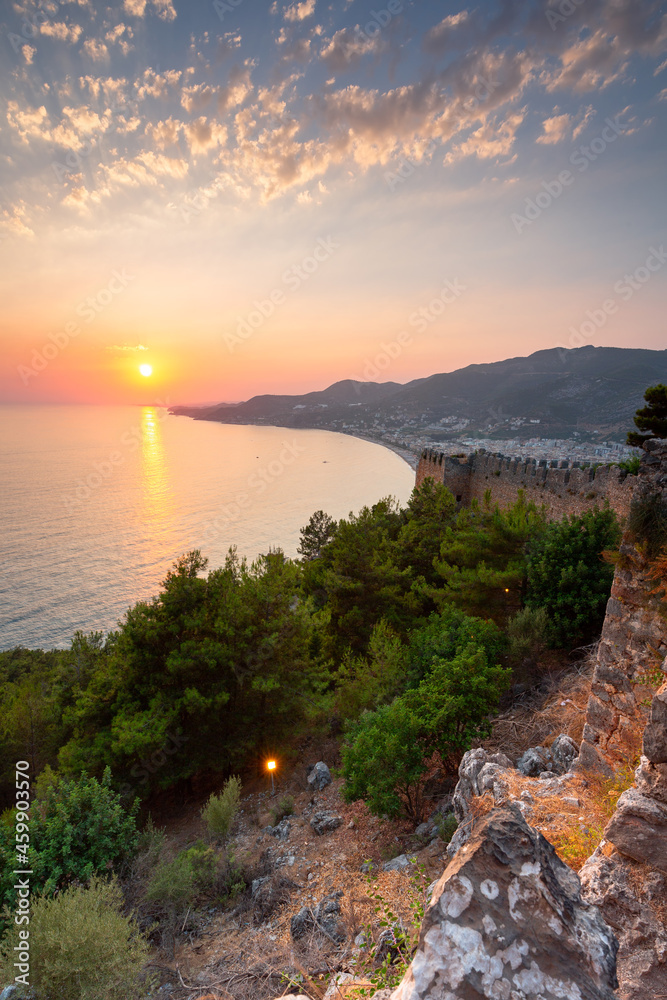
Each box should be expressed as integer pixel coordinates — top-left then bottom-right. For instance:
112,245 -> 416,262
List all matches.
0,405 -> 415,650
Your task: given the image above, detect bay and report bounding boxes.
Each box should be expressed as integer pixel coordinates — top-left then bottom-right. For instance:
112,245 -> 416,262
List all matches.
0,405 -> 415,650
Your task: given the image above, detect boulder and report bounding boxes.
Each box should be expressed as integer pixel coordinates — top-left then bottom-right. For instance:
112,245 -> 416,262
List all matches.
550,733 -> 579,773
604,786 -> 667,875
391,804 -> 618,1000
251,876 -> 270,899
310,811 -> 342,836
267,818 -> 291,839
517,745 -> 552,776
381,853 -> 416,873
290,906 -> 313,941
307,761 -> 332,791
290,890 -> 345,943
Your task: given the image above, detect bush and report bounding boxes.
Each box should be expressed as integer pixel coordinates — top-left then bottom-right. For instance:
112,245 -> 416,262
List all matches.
270,794 -> 295,826
434,812 -> 458,845
334,619 -> 408,719
342,646 -> 510,822
7,767 -> 139,904
506,606 -> 549,663
146,840 -> 217,911
628,492 -> 667,558
201,774 -> 242,842
525,507 -> 621,647
0,876 -> 152,1000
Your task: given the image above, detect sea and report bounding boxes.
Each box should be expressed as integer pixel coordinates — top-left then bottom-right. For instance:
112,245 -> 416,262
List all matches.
0,405 -> 416,651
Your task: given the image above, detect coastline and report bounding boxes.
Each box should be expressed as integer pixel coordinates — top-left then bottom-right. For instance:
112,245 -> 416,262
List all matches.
170,409 -> 419,474
341,431 -> 418,472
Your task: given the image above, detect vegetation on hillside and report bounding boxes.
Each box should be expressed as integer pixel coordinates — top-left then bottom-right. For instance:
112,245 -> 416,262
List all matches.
0,470 -> 628,991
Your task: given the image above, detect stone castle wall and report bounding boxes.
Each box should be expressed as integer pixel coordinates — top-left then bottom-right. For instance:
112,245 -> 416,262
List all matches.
416,448 -> 635,520
578,438 -> 667,774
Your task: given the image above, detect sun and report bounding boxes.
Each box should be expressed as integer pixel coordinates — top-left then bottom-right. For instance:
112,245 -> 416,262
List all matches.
139,364 -> 153,377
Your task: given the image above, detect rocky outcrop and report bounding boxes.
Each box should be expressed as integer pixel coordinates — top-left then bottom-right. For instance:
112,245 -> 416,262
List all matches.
580,848 -> 667,1000
391,804 -> 618,1000
578,439 -> 667,775
310,811 -> 342,835
382,854 -> 416,873
604,681 -> 667,874
447,749 -> 514,859
307,761 -> 332,791
290,890 -> 346,943
578,681 -> 667,997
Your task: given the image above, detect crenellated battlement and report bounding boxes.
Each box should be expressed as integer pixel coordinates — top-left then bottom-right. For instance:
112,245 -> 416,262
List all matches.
416,447 -> 636,519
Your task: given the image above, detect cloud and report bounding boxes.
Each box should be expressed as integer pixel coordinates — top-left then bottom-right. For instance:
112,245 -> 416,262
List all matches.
82,39 -> 110,61
0,203 -> 34,239
21,44 -> 36,64
136,68 -> 182,100
320,26 -> 384,70
423,10 -> 469,53
152,0 -> 177,21
146,117 -> 183,148
547,30 -> 630,91
108,344 -> 149,351
123,0 -> 176,20
283,0 -> 315,23
40,21 -> 83,44
184,118 -> 228,155
444,109 -> 526,163
535,111 -> 571,144
123,0 -> 147,14
105,23 -> 134,54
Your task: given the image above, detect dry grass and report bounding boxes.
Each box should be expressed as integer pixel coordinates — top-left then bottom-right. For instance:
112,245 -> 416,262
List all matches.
481,659 -> 593,760
492,761 -> 638,872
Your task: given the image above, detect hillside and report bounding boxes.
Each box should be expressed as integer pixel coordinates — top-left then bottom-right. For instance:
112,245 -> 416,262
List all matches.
171,346 -> 667,444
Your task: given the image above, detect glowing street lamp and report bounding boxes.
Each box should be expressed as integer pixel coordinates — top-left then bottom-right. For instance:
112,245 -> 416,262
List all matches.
267,759 -> 276,794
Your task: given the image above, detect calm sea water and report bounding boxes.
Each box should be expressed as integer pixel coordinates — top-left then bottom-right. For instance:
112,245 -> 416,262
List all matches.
0,405 -> 415,651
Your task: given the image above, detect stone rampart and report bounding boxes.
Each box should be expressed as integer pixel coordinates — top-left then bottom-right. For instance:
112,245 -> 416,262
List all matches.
416,447 -> 635,520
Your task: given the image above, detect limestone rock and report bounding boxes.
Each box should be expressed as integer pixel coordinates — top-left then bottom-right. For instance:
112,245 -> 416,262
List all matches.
310,811 -> 342,835
580,846 -> 667,1000
382,853 -> 415,873
290,906 -> 313,940
448,749 -> 514,858
266,817 -> 291,839
604,785 -> 667,874
517,745 -> 552,776
391,804 -> 618,1000
550,733 -> 579,773
643,681 -> 667,764
323,973 -> 355,999
307,761 -> 332,791
291,890 -> 345,943
251,876 -> 270,899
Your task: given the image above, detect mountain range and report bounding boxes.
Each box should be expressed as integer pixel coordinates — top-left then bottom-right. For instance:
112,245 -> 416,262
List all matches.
171,347 -> 667,443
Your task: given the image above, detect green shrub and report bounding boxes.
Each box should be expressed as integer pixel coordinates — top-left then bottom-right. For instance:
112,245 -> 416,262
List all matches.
628,492 -> 667,558
434,812 -> 458,845
270,794 -> 295,826
0,876 -> 152,1000
334,619 -> 408,719
5,767 -> 139,906
525,507 -> 621,647
506,606 -> 549,663
146,840 -> 217,911
618,456 -> 641,475
201,774 -> 242,842
342,647 -> 510,822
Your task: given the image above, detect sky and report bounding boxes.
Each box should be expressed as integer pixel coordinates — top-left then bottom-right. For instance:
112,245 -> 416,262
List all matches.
1,0 -> 666,405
